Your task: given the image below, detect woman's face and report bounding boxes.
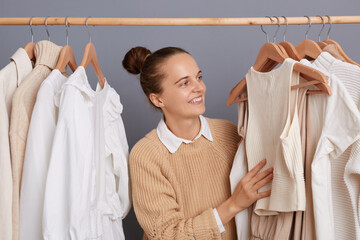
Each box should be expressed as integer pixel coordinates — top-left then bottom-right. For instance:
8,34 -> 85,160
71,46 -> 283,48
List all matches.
151,53 -> 206,120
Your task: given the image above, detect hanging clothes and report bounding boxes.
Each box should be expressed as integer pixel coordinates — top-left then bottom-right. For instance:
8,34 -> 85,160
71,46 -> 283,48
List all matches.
301,55 -> 360,240
9,40 -> 62,240
229,92 -> 250,240
42,66 -> 130,240
245,58 -> 304,215
230,64 -> 308,240
0,48 -> 32,240
289,87 -> 308,240
18,69 -> 68,240
300,58 -> 360,240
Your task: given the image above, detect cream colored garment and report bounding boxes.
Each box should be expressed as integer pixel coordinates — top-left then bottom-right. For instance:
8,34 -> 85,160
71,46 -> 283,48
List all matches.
308,52 -> 360,239
289,85 -> 312,240
9,40 -> 62,240
246,58 -> 305,215
251,76 -> 306,240
0,48 -> 32,240
300,58 -> 360,240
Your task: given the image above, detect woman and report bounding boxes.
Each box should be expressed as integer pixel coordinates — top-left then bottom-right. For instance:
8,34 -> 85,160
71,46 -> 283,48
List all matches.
123,46 -> 273,240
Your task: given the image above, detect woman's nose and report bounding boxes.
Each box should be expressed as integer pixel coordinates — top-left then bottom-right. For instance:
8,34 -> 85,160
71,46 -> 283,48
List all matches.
192,79 -> 205,92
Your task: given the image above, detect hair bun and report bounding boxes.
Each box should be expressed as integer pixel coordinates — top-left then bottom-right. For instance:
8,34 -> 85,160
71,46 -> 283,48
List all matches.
122,46 -> 152,75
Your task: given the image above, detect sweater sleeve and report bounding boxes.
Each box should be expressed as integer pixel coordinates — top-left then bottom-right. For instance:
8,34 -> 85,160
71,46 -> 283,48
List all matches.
129,139 -> 221,240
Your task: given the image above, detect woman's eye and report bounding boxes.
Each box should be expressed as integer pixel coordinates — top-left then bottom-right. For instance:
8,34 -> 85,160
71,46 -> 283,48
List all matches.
181,81 -> 189,87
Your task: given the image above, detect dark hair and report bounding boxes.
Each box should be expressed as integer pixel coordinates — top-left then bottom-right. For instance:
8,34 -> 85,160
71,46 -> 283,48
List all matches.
122,46 -> 189,109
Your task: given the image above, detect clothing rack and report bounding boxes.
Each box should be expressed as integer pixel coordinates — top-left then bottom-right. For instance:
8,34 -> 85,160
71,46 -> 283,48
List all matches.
0,16 -> 360,26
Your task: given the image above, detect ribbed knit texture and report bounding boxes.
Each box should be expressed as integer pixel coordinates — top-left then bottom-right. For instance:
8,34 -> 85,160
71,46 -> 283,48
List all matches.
312,52 -> 360,239
130,118 -> 240,240
0,48 -> 32,240
9,40 -> 62,240
247,69 -> 305,240
246,58 -> 305,216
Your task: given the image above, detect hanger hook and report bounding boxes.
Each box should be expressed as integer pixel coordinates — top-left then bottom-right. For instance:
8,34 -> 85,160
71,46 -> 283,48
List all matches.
304,16 -> 311,40
317,15 -> 326,41
45,16 -> 50,41
325,15 -> 332,40
86,16 -> 92,43
260,16 -> 275,43
29,16 -> 34,42
65,17 -> 69,45
281,16 -> 288,42
272,16 -> 281,42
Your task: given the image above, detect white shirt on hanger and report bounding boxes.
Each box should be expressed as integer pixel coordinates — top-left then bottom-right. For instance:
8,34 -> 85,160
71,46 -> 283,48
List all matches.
300,58 -> 360,240
19,69 -> 67,240
42,66 -> 130,240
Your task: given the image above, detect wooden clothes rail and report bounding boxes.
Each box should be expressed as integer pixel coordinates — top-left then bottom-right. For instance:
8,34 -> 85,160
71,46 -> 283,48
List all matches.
0,16 -> 360,26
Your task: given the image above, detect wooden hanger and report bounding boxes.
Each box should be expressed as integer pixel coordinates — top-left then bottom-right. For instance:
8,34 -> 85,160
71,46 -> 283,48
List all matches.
280,41 -> 301,61
321,15 -> 360,66
80,17 -> 105,88
55,18 -> 78,72
276,16 -> 301,61
24,42 -> 35,61
315,15 -> 328,49
317,41 -> 328,49
24,17 -> 35,61
296,39 -> 323,60
296,16 -> 323,60
323,39 -> 360,66
80,42 -> 105,89
226,42 -> 331,106
275,16 -> 301,61
55,45 -> 77,72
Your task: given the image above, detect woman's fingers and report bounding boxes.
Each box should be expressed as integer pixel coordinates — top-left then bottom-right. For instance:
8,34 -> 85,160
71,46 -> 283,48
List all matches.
257,189 -> 271,199
246,159 -> 267,179
253,172 -> 273,191
249,167 -> 273,185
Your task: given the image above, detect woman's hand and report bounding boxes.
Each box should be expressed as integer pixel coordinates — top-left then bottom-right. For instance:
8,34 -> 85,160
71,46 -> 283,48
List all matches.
216,159 -> 273,225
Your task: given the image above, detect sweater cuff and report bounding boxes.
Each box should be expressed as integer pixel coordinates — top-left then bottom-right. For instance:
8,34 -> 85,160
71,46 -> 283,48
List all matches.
193,208 -> 221,239
213,208 -> 226,233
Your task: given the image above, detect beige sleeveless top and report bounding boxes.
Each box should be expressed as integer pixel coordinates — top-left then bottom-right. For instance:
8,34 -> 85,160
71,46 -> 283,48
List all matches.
246,58 -> 305,216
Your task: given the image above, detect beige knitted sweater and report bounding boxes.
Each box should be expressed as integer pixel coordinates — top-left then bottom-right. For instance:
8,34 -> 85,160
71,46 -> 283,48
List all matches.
9,40 -> 63,240
130,118 -> 240,240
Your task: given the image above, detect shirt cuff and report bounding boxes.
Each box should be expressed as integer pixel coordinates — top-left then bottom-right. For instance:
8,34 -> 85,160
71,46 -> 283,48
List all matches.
213,208 -> 226,233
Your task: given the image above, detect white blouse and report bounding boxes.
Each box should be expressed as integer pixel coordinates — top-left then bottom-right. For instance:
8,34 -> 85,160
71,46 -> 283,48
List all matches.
43,66 -> 130,240
19,69 -> 67,240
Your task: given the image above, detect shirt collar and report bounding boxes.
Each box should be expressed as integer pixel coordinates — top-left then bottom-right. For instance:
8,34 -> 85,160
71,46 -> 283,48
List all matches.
10,48 -> 33,87
156,115 -> 213,154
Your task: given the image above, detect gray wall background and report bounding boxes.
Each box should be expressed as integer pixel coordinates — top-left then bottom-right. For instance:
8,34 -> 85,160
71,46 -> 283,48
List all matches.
1,0 -> 359,239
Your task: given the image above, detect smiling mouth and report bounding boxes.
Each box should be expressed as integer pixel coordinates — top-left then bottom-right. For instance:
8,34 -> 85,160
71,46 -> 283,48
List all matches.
189,96 -> 203,104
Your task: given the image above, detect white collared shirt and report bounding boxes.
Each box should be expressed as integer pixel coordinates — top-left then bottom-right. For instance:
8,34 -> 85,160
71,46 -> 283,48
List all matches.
156,115 -> 225,233
156,115 -> 213,153
43,66 -> 130,240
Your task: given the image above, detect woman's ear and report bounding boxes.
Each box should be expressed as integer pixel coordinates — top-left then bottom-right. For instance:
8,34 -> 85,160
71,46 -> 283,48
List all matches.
149,93 -> 165,108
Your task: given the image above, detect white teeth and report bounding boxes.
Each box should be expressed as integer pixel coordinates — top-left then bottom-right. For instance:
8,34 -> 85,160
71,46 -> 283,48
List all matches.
190,97 -> 202,103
